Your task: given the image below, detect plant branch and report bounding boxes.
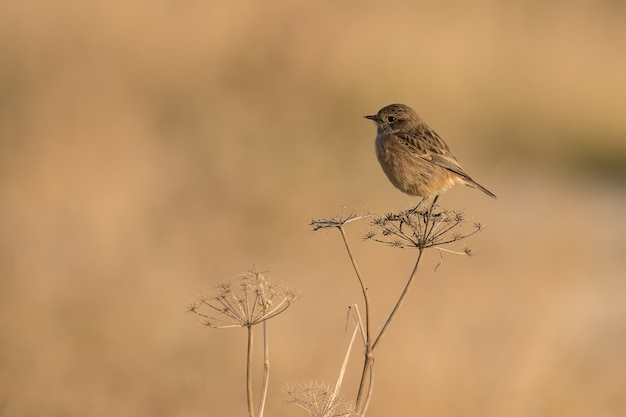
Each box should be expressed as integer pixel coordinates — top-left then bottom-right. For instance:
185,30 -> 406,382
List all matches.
338,225 -> 374,414
257,321 -> 269,417
372,247 -> 424,350
246,325 -> 255,417
338,226 -> 371,345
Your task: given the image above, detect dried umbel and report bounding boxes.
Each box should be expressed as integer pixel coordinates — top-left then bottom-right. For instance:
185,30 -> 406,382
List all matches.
364,201 -> 483,251
284,381 -> 356,417
188,269 -> 298,328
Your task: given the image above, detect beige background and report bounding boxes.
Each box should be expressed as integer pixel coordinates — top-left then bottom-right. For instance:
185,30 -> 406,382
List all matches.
1,0 -> 625,415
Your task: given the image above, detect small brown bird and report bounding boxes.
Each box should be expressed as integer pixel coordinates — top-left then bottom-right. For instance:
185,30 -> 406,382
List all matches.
365,104 -> 496,198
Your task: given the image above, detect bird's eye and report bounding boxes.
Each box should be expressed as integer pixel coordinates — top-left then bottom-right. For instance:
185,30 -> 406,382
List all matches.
387,116 -> 396,123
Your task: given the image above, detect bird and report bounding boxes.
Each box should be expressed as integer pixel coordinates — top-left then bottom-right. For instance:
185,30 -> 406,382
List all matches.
365,103 -> 496,199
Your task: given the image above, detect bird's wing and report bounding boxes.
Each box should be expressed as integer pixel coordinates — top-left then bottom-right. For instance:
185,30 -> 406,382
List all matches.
424,154 -> 471,179
396,126 -> 449,155
396,129 -> 471,179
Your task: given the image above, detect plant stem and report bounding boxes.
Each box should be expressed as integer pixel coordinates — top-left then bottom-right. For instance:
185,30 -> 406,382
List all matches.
372,248 -> 424,350
246,325 -> 255,417
257,321 -> 269,417
360,363 -> 375,417
356,355 -> 374,417
338,225 -> 373,414
338,226 -> 371,344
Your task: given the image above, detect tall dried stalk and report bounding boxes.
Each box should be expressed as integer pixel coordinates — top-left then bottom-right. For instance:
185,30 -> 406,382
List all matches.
188,269 -> 298,417
310,198 -> 484,416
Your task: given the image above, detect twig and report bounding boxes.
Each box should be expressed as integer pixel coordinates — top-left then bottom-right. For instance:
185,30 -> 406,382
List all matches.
258,321 -> 269,417
337,225 -> 373,414
372,248 -> 424,350
246,325 -> 255,417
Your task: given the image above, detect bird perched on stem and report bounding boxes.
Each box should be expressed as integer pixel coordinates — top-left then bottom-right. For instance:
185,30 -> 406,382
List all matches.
365,103 -> 496,199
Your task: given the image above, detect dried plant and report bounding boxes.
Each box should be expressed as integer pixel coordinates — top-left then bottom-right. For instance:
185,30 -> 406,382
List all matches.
284,381 -> 356,417
364,204 -> 482,250
188,269 -> 298,329
188,269 -> 298,417
189,198 -> 487,417
309,197 -> 484,416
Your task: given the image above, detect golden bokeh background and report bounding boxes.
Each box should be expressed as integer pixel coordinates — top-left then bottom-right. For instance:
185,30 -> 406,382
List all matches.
1,0 -> 625,415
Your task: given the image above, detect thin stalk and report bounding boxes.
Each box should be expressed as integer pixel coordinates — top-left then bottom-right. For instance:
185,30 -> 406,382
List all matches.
246,325 -> 255,417
338,226 -> 371,344
372,248 -> 424,350
257,321 -> 269,417
356,356 -> 374,417
359,364 -> 375,417
338,225 -> 373,413
325,321 -> 359,417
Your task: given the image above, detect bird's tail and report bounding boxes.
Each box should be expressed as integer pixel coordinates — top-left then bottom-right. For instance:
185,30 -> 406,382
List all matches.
469,179 -> 497,199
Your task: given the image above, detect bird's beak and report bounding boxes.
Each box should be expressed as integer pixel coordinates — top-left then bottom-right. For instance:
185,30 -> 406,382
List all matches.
364,114 -> 378,121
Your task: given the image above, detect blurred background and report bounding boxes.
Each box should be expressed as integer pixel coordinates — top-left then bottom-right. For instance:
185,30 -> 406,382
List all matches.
1,0 -> 625,415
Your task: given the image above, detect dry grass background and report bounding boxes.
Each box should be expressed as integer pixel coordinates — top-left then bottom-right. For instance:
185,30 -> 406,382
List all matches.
1,0 -> 626,416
